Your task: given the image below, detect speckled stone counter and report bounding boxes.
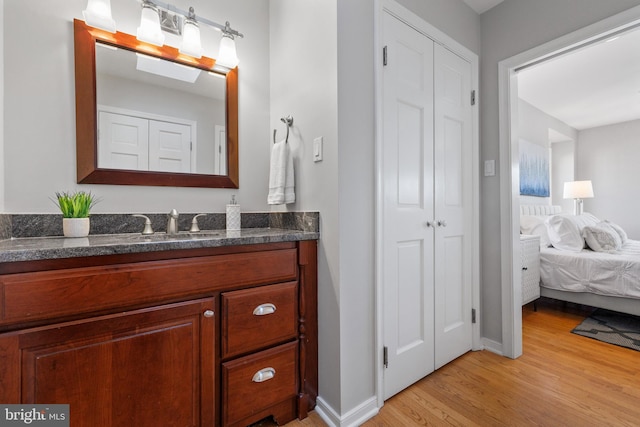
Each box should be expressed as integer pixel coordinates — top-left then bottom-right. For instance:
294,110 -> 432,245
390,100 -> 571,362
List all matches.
0,212 -> 319,263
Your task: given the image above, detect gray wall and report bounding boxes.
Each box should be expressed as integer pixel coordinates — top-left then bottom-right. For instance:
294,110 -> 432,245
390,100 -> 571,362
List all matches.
480,0 -> 640,344
518,99 -> 577,209
578,119 -> 640,239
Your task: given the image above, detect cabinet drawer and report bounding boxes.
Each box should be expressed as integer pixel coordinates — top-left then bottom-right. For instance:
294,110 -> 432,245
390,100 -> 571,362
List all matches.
0,249 -> 297,327
222,282 -> 298,358
222,341 -> 298,426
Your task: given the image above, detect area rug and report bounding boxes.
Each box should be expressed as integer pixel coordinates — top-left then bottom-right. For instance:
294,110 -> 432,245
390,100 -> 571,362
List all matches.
572,309 -> 640,352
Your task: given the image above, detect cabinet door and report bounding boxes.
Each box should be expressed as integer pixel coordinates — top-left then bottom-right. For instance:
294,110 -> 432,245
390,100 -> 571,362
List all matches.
0,298 -> 215,427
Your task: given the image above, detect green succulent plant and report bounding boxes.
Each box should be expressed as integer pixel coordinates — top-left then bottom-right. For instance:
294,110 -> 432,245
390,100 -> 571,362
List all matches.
54,191 -> 99,218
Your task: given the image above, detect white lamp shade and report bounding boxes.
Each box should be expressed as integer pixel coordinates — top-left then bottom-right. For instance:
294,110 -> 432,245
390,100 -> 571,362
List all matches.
83,0 -> 116,33
179,20 -> 203,58
216,34 -> 239,69
563,180 -> 594,199
136,5 -> 165,47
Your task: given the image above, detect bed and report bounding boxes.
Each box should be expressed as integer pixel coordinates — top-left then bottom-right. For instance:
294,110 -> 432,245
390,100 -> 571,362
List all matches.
520,205 -> 640,316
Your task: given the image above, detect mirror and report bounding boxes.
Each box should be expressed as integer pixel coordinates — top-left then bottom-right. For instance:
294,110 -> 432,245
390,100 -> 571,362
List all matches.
74,19 -> 239,188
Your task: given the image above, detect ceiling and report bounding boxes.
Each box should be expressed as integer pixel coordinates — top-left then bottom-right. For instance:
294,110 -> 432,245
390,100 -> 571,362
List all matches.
518,28 -> 640,131
463,0 -> 504,14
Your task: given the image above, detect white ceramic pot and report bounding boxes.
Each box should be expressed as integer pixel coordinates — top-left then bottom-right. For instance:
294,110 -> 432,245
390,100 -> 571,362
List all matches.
63,217 -> 90,238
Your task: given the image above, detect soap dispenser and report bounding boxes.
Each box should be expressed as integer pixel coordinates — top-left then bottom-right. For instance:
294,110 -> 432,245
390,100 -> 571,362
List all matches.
226,195 -> 241,231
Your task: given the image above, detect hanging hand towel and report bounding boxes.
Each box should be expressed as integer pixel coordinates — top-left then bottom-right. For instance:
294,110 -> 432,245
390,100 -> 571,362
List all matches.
268,139 -> 295,205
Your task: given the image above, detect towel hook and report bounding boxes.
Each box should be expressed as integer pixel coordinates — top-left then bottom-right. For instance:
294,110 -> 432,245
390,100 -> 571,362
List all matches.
273,115 -> 294,144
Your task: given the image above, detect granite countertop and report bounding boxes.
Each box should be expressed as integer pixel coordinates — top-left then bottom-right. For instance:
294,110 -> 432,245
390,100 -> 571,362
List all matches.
0,228 -> 319,263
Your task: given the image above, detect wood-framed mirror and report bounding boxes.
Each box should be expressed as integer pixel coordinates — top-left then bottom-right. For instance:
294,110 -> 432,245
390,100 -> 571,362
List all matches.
73,19 -> 239,188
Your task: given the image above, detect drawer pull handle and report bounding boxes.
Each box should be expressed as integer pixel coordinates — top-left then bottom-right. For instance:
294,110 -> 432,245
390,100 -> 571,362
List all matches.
253,303 -> 276,316
252,367 -> 276,383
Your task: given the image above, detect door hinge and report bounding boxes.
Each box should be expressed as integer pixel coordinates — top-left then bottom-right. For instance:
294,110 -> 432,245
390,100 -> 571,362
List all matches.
472,308 -> 477,324
471,90 -> 476,106
383,46 -> 388,66
383,346 -> 388,368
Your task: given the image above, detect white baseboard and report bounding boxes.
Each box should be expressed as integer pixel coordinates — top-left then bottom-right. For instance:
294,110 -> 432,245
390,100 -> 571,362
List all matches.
315,396 -> 379,427
482,337 -> 504,355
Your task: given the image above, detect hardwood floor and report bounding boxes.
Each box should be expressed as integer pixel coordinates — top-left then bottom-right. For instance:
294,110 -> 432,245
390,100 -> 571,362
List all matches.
276,298 -> 640,427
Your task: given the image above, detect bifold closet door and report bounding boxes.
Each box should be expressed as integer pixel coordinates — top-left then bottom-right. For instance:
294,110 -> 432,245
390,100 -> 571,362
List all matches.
381,11 -> 474,400
433,43 -> 473,370
381,11 -> 435,400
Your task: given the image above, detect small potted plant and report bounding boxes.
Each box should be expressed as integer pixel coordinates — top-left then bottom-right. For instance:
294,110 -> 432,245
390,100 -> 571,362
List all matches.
55,191 -> 99,237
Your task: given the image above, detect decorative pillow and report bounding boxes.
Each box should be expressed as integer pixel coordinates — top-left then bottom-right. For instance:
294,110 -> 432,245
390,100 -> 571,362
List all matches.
544,213 -> 599,252
604,220 -> 628,244
520,215 -> 551,247
582,222 -> 622,252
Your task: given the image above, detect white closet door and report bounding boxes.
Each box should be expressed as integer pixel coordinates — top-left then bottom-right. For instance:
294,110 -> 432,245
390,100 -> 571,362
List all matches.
149,121 -> 192,173
433,43 -> 473,369
98,112 -> 149,171
382,11 -> 435,400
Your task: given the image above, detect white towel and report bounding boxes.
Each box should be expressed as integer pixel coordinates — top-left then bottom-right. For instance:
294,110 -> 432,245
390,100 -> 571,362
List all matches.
267,139 -> 295,205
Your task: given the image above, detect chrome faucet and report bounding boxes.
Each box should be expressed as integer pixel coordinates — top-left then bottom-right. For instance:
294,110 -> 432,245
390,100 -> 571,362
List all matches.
167,209 -> 179,234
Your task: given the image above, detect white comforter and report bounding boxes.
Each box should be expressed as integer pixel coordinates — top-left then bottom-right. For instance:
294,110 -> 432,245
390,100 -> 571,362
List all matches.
540,239 -> 640,299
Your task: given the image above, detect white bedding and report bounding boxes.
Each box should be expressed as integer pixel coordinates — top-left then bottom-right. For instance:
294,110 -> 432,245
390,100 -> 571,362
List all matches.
540,239 -> 640,300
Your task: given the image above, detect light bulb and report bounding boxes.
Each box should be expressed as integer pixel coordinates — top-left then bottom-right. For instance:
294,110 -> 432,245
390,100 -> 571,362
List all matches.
136,2 -> 164,46
83,0 -> 116,33
217,33 -> 239,69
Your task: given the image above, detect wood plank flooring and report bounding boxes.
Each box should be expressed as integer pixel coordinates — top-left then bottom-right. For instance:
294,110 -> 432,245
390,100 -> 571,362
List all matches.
275,298 -> 640,427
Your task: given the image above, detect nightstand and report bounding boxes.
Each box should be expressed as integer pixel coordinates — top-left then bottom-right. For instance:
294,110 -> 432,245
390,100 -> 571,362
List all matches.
520,235 -> 541,307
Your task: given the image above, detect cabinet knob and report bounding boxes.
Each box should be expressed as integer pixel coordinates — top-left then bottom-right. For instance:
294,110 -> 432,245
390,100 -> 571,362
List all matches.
203,310 -> 215,318
437,220 -> 447,227
424,221 -> 433,228
522,267 -> 528,271
252,367 -> 276,383
253,303 -> 276,316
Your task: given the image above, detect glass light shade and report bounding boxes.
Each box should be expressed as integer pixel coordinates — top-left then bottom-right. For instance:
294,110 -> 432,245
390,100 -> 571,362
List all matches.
136,4 -> 165,47
83,0 -> 116,33
563,180 -> 594,199
216,34 -> 239,69
179,20 -> 203,58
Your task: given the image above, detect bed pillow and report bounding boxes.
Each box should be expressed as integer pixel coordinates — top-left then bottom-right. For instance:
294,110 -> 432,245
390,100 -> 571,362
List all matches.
544,213 -> 599,252
520,215 -> 551,247
604,220 -> 628,244
582,222 -> 622,252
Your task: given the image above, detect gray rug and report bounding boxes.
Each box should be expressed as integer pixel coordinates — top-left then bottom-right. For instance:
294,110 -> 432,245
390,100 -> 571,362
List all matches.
572,309 -> 640,351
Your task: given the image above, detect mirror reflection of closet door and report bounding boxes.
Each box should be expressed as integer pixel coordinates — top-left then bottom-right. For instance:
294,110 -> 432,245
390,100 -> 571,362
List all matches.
149,121 -> 192,173
98,112 -> 149,171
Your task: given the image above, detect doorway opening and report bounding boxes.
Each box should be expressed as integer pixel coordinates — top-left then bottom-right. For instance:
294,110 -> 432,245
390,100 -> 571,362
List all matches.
498,6 -> 640,358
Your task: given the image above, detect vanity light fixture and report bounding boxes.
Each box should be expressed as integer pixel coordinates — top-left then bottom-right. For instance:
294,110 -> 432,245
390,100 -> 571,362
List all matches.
216,22 -> 240,69
136,0 -> 165,46
179,7 -> 203,58
83,0 -> 243,69
82,0 -> 116,33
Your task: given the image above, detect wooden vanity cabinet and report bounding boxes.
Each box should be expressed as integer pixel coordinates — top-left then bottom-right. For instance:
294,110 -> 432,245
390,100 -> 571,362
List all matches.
0,241 -> 318,427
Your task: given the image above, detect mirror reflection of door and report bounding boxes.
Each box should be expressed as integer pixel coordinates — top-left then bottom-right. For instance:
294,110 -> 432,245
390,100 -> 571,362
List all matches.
95,42 -> 226,175
214,125 -> 227,175
98,107 -> 195,173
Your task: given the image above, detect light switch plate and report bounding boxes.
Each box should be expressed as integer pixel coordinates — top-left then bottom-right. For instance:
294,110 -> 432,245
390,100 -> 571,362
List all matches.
313,137 -> 323,162
484,160 -> 495,177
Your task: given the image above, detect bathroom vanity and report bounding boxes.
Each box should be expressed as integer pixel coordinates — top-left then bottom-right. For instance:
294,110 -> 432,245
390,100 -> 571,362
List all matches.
0,230 -> 317,427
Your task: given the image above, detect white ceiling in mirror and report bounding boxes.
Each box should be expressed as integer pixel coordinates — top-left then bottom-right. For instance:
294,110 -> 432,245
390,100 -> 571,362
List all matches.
95,42 -> 225,98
